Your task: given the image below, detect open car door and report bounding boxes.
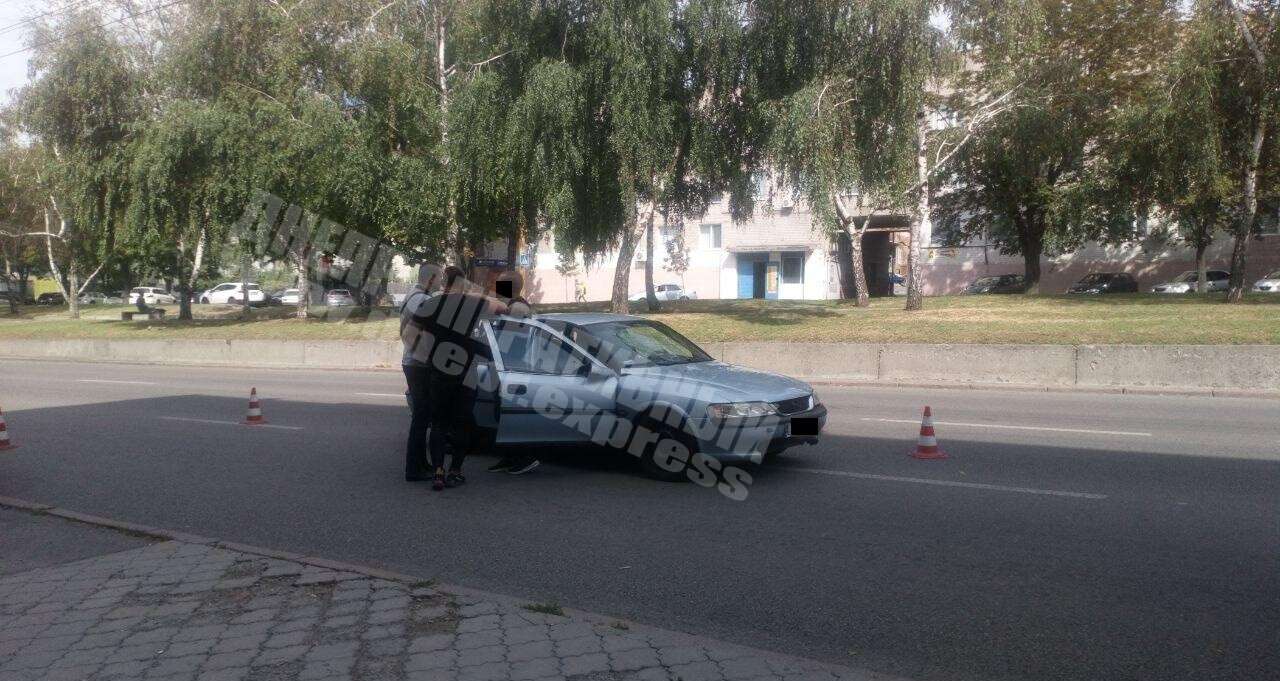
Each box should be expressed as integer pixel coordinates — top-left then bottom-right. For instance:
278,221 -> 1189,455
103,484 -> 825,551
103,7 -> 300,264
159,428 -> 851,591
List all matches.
482,317 -> 618,445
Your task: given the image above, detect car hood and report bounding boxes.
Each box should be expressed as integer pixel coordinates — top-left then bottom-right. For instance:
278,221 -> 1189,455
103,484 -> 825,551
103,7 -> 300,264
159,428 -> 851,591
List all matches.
621,360 -> 811,404
1255,279 -> 1280,286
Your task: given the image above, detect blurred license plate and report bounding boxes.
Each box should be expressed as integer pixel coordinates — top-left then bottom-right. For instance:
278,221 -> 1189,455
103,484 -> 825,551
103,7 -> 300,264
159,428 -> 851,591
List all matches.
789,417 -> 819,436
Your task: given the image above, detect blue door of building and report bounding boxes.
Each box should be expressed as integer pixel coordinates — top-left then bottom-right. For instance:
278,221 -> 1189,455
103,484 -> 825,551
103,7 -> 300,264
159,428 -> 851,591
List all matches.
737,255 -> 760,298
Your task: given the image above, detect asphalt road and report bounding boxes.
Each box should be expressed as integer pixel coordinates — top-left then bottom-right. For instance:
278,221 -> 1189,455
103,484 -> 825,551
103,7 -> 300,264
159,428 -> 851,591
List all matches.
1,358 -> 1277,681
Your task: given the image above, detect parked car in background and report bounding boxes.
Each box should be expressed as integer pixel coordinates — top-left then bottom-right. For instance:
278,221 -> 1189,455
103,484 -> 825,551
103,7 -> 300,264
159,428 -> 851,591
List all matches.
199,282 -> 265,305
1066,273 -> 1139,294
629,283 -> 696,302
324,289 -> 356,306
130,287 -> 177,305
77,292 -> 123,305
964,274 -> 1026,294
277,288 -> 302,305
36,292 -> 66,305
1151,270 -> 1230,293
1253,270 -> 1280,293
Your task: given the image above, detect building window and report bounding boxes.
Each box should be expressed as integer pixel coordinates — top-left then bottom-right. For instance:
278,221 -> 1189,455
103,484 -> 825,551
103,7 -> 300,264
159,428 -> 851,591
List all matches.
782,253 -> 804,284
699,224 -> 722,249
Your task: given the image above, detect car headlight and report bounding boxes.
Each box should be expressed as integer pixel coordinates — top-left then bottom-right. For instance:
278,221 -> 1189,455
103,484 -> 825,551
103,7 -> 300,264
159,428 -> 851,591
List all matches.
707,401 -> 778,419
808,391 -> 819,409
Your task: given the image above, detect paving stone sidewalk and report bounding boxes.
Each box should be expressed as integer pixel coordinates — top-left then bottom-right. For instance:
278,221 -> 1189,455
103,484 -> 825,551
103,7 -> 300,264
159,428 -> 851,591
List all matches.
0,538 -> 888,681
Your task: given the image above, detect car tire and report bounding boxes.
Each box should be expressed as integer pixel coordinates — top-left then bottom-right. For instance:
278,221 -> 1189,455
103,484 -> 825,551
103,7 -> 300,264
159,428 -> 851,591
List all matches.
679,296 -> 689,301
200,297 -> 209,304
637,418 -> 694,482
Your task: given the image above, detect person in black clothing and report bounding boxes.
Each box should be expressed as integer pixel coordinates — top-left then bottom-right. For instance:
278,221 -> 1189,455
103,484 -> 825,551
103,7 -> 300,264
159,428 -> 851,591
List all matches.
408,266 -> 507,491
401,266 -> 441,482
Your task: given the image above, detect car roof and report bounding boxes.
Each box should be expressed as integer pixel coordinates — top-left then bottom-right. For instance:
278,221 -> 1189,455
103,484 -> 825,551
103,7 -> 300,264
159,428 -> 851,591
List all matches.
536,312 -> 641,326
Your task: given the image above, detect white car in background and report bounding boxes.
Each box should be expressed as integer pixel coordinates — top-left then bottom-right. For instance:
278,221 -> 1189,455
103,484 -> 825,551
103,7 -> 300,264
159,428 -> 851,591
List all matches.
199,282 -> 266,305
629,283 -> 696,302
1151,270 -> 1230,293
1254,270 -> 1280,293
278,288 -> 301,305
129,287 -> 177,305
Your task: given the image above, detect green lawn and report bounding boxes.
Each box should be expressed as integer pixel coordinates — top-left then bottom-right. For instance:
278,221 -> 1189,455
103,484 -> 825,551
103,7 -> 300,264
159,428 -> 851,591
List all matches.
2,294 -> 1279,345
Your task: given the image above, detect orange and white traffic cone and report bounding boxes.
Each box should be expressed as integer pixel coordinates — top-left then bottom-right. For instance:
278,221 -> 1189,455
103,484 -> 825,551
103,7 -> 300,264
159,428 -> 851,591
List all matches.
244,388 -> 266,425
0,406 -> 16,451
909,406 -> 946,460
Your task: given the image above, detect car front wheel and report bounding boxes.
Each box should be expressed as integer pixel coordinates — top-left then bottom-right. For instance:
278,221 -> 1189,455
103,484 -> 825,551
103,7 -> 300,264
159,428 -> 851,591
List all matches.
637,419 -> 694,482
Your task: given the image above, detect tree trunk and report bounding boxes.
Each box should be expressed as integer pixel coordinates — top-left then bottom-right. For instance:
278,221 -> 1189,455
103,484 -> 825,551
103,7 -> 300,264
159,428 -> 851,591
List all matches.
1021,249 -> 1042,293
239,253 -> 251,318
297,259 -> 311,319
506,219 -> 520,270
906,111 -> 931,311
1195,239 -> 1208,294
67,267 -> 80,319
835,230 -> 855,299
610,216 -> 642,314
848,228 -> 869,308
1017,213 -> 1044,293
1227,113 -> 1266,303
644,205 -> 659,312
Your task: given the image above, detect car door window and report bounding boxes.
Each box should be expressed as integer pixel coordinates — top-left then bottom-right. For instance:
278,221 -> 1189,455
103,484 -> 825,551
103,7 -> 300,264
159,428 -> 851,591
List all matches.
491,320 -> 586,375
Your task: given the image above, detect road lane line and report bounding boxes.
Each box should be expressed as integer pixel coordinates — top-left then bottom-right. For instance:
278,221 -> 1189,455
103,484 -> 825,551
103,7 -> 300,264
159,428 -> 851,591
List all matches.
158,416 -> 303,431
78,379 -> 157,386
861,417 -> 1152,438
793,468 -> 1108,499
355,392 -> 405,398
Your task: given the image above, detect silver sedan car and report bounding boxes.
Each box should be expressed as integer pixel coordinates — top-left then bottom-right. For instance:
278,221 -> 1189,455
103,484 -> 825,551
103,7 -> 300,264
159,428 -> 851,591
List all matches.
464,313 -> 826,479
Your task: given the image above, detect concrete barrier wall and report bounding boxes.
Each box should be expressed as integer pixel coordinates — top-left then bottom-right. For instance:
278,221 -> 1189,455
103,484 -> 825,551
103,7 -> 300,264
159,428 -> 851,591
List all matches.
1,339 -> 1277,393
1077,345 -> 1280,390
879,344 -> 1077,386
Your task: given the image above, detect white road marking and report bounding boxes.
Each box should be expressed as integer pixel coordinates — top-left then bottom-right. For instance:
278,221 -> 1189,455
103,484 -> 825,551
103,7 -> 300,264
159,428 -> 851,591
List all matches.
861,417 -> 1152,438
355,392 -> 405,398
158,416 -> 303,431
794,468 -> 1108,499
78,379 -> 157,386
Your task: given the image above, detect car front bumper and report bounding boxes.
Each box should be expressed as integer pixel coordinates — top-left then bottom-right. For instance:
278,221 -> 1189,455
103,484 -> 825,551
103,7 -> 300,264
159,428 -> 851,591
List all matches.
693,403 -> 828,462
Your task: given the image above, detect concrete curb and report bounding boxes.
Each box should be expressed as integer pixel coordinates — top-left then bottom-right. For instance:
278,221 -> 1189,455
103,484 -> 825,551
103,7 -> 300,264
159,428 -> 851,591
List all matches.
0,495 -> 881,679
2,338 -> 1277,397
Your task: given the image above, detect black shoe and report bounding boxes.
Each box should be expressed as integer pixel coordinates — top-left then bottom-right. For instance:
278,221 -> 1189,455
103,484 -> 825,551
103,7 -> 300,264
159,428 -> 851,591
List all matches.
487,457 -> 515,473
508,458 -> 540,475
432,470 -> 446,491
445,472 -> 467,488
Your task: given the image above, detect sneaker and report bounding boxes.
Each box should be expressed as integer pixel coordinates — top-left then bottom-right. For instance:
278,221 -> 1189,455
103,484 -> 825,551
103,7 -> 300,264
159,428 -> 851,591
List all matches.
432,471 -> 446,491
445,472 -> 466,488
508,458 -> 540,475
487,457 -> 515,473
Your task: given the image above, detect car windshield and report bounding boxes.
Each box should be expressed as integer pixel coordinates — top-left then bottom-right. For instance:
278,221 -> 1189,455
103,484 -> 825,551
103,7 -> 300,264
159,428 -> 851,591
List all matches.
971,277 -> 997,287
1175,271 -> 1198,282
1079,274 -> 1111,284
1267,270 -> 1280,279
573,320 -> 711,367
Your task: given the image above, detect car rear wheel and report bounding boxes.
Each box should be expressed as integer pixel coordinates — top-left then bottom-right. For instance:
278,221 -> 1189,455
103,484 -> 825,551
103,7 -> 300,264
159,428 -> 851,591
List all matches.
200,297 -> 209,304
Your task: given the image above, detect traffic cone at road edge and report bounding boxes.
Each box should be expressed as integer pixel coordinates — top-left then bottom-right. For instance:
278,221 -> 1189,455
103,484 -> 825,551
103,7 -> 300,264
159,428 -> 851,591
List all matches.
909,406 -> 946,460
245,388 -> 266,425
0,406 -> 16,451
